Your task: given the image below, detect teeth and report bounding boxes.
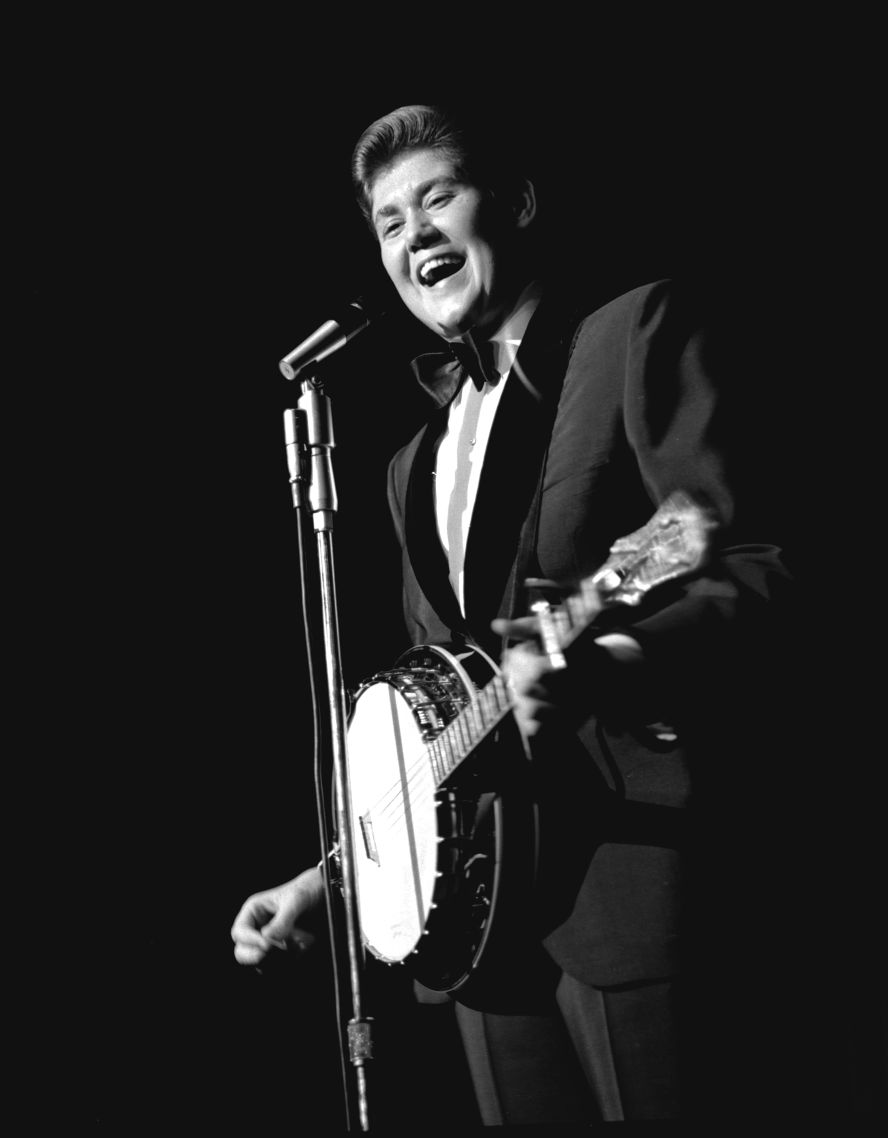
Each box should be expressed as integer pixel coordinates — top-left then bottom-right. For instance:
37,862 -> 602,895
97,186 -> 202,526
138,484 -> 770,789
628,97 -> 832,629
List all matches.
419,255 -> 462,285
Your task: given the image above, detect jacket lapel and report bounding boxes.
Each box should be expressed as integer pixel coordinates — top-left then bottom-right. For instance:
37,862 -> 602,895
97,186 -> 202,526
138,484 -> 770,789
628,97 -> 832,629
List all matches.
403,398 -> 470,640
463,294 -> 581,642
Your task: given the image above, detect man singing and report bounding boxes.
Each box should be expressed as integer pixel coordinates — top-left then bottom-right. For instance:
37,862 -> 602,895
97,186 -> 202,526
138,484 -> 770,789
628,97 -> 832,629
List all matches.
232,103 -> 793,1123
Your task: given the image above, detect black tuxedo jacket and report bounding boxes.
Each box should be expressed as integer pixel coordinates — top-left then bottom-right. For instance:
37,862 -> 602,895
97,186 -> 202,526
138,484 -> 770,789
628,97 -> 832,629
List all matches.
386,280 -> 792,990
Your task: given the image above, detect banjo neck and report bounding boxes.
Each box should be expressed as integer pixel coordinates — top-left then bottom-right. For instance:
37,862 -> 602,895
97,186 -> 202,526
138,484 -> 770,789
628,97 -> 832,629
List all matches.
426,670 -> 513,786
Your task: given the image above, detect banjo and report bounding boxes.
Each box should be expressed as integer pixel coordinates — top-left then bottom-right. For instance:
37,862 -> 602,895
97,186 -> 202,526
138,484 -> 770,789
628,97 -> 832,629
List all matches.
343,492 -> 712,993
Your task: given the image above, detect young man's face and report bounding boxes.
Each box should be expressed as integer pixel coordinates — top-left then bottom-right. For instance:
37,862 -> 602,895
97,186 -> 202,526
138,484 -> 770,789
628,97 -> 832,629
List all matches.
369,148 -> 527,341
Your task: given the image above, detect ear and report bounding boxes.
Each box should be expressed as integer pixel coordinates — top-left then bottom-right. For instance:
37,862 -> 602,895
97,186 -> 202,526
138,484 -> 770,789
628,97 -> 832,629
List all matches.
513,179 -> 537,229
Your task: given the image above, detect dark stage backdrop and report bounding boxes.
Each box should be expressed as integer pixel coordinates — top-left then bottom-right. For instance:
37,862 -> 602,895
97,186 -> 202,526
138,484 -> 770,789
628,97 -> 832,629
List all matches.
24,60 -> 882,1129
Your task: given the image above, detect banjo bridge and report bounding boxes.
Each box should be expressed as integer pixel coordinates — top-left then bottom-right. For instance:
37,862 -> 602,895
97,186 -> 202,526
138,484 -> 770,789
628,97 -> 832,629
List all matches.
359,812 -> 380,865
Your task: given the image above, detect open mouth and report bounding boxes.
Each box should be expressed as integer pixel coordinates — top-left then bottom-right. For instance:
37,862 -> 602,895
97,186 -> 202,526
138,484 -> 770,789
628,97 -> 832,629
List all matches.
418,254 -> 465,287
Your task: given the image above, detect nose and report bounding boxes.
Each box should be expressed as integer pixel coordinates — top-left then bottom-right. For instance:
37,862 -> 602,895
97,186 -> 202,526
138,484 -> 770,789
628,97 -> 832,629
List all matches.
405,207 -> 438,252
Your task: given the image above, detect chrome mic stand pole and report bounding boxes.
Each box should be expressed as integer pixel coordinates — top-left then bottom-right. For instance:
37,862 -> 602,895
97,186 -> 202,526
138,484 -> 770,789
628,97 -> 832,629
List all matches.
283,372 -> 372,1132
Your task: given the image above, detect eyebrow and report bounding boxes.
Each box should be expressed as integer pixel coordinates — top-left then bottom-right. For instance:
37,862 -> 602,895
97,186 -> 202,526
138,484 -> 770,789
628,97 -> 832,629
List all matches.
373,175 -> 462,228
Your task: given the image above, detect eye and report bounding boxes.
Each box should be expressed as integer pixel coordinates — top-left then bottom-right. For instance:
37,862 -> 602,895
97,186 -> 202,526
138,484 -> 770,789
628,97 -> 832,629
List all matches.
425,192 -> 453,210
380,218 -> 403,239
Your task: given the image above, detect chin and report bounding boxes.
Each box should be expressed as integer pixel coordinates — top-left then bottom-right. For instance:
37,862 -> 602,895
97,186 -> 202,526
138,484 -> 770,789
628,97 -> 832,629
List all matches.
428,294 -> 487,339
433,313 -> 474,339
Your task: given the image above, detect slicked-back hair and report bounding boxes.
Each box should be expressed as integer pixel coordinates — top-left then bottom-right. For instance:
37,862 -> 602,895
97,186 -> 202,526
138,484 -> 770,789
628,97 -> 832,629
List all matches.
351,104 -> 527,232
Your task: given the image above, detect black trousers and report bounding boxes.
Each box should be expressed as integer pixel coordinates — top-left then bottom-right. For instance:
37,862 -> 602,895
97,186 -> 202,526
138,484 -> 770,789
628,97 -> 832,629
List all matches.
454,972 -> 681,1124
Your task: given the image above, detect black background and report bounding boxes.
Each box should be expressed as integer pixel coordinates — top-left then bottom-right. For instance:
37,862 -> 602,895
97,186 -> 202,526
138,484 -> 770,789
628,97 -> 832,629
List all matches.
19,20 -> 883,1130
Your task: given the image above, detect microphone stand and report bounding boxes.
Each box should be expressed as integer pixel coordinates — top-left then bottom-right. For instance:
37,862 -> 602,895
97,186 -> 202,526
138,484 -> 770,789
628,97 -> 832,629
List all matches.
283,371 -> 373,1132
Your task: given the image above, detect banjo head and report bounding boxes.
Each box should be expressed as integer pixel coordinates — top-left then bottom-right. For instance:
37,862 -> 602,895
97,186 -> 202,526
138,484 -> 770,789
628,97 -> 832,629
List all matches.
347,677 -> 442,963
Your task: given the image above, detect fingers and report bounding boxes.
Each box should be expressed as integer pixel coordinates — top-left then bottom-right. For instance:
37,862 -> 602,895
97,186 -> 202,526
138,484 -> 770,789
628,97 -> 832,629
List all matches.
231,894 -> 277,965
260,884 -> 317,948
491,615 -> 539,642
501,640 -> 547,688
260,889 -> 306,943
233,938 -> 271,966
501,641 -> 559,739
508,677 -> 561,738
231,919 -> 315,967
263,927 -> 317,954
231,869 -> 326,968
231,894 -> 274,939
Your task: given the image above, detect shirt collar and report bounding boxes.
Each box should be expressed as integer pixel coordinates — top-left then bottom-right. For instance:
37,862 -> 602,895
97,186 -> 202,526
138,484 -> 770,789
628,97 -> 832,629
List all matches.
410,280 -> 544,407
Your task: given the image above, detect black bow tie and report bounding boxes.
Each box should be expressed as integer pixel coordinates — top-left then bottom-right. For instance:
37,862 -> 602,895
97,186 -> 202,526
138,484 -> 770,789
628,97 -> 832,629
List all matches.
410,334 -> 499,409
448,334 -> 500,392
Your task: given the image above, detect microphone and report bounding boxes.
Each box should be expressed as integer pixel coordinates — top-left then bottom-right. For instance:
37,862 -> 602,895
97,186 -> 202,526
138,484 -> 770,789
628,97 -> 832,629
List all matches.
278,297 -> 380,380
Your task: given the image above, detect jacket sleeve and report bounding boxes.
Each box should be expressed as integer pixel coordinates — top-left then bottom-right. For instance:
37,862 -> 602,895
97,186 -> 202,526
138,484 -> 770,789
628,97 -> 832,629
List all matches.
566,280 -> 794,713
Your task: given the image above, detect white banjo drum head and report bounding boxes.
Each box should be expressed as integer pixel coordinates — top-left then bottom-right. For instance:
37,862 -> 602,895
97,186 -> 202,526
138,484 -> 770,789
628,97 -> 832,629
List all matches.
346,678 -> 440,963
